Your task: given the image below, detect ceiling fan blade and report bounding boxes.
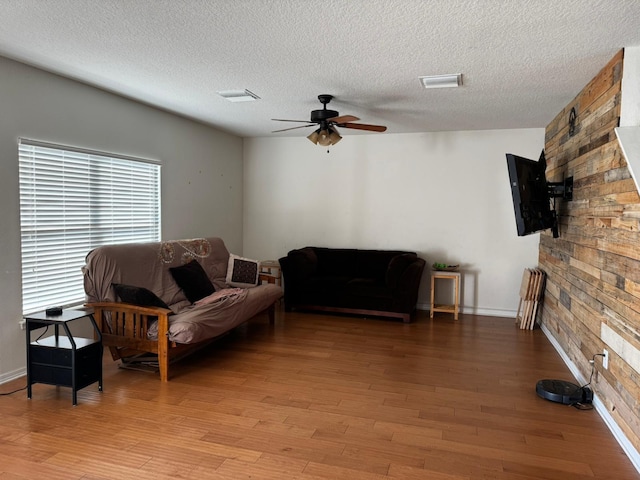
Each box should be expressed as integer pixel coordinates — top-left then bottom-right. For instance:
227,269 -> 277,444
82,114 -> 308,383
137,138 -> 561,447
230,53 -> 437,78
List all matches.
338,123 -> 387,132
272,118 -> 314,123
328,115 -> 359,123
272,124 -> 315,133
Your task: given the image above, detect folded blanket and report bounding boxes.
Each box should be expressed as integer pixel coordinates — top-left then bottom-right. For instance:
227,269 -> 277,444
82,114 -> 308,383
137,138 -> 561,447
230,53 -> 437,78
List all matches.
146,284 -> 282,343
194,287 -> 245,306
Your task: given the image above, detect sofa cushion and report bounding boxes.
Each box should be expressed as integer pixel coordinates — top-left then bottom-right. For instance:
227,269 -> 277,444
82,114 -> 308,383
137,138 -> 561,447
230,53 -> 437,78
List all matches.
112,283 -> 170,310
345,278 -> 395,310
170,260 -> 216,303
226,254 -> 260,288
345,278 -> 394,297
356,250 -> 401,283
315,248 -> 358,277
298,276 -> 351,305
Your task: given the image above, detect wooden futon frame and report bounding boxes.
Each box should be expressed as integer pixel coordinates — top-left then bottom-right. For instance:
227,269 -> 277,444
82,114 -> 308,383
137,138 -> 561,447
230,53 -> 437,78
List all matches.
88,301 -> 275,382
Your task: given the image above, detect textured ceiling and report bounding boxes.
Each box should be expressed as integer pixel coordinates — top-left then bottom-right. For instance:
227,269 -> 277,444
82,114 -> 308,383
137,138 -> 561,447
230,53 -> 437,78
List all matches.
2,0 -> 640,138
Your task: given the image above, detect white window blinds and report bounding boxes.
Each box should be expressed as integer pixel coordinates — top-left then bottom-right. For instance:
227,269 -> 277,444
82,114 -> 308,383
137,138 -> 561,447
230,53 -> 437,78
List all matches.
18,139 -> 161,313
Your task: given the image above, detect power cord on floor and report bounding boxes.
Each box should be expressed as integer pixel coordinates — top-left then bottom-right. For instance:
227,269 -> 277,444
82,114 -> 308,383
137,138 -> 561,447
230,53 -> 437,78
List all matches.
570,353 -> 605,410
1,326 -> 50,396
0,385 -> 27,396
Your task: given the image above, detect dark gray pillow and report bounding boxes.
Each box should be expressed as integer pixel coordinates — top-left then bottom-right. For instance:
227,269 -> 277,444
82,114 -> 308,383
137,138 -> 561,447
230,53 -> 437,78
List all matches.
169,260 -> 215,303
112,283 -> 170,309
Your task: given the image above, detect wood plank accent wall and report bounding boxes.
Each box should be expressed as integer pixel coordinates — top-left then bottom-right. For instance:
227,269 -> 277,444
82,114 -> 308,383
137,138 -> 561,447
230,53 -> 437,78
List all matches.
540,49 -> 640,453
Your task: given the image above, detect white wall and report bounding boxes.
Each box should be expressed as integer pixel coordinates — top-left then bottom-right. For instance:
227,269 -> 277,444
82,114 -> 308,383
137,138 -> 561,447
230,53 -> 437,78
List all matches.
0,55 -> 544,381
0,56 -> 243,382
617,46 -> 640,195
243,129 -> 544,315
621,46 -> 640,127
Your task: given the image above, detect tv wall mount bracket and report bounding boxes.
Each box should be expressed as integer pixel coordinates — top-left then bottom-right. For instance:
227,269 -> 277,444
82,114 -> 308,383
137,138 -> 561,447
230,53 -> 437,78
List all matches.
547,176 -> 573,201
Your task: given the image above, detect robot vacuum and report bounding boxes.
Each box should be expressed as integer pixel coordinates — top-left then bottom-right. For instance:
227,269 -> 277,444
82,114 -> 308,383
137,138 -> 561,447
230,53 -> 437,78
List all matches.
536,379 -> 592,405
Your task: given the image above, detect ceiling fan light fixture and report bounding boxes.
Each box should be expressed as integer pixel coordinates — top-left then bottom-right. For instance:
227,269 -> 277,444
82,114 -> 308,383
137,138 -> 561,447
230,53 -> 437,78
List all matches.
328,128 -> 342,145
307,129 -> 320,144
275,95 -> 387,146
317,129 -> 332,146
217,89 -> 260,102
418,74 -> 462,89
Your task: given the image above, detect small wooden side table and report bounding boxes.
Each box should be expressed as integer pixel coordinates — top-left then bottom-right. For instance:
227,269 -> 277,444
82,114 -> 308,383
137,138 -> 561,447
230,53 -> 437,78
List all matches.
430,271 -> 461,320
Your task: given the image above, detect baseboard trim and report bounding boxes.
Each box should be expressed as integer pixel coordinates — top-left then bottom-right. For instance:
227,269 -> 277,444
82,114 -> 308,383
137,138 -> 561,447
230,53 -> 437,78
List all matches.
540,322 -> 640,474
463,307 -> 517,317
0,367 -> 26,386
418,303 -> 517,318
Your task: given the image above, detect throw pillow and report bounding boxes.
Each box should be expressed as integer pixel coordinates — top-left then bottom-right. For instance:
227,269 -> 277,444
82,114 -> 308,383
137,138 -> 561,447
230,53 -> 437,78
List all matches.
169,260 -> 216,303
226,254 -> 260,288
112,283 -> 170,309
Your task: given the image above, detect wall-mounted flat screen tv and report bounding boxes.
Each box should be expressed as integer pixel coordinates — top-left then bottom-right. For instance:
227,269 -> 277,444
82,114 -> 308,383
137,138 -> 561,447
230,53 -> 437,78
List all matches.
506,151 -> 558,237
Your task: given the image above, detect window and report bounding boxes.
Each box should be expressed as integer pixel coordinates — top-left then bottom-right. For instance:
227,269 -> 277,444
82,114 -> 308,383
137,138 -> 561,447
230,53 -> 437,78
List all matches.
18,139 -> 161,313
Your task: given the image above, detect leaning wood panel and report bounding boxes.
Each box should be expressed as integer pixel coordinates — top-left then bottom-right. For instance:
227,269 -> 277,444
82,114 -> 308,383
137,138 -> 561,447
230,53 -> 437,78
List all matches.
515,269 -> 545,330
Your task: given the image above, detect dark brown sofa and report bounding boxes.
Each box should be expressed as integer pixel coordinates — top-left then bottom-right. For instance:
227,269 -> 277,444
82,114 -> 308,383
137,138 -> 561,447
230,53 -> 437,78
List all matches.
279,247 -> 425,323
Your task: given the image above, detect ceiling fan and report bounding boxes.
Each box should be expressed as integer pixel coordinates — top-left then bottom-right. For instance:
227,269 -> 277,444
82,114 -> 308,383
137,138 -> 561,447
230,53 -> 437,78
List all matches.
272,94 -> 387,146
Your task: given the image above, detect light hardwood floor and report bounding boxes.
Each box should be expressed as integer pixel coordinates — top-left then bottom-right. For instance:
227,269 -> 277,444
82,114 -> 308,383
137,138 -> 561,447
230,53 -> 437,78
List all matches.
1,309 -> 638,479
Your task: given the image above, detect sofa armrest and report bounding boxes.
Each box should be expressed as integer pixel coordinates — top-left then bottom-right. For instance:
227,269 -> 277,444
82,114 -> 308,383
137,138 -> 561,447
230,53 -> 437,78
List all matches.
385,253 -> 417,289
87,301 -> 172,338
86,301 -> 173,380
390,258 -> 426,313
281,248 -> 317,280
280,248 -> 319,309
395,258 -> 426,293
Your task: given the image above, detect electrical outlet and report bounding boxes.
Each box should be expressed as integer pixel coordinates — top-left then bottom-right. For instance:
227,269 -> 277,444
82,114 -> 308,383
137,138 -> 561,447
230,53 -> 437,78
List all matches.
19,320 -> 26,330
603,349 -> 609,369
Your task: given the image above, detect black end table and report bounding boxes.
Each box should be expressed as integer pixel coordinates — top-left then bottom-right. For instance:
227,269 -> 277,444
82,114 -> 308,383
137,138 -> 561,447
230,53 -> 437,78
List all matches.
25,309 -> 103,405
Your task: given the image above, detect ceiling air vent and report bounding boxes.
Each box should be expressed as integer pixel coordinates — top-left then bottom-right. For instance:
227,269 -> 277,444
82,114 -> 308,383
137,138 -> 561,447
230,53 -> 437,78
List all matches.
217,89 -> 260,102
418,74 -> 463,89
